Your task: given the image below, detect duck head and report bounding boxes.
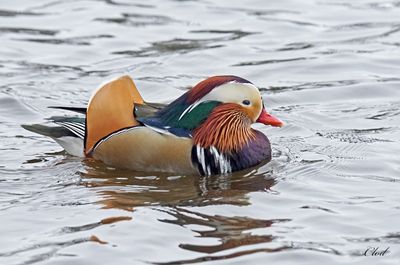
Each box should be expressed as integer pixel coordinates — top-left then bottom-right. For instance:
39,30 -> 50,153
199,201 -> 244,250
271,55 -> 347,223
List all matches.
184,75 -> 283,128
151,75 -> 282,153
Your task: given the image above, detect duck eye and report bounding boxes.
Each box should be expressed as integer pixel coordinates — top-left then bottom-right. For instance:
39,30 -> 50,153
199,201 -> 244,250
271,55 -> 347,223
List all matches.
242,99 -> 251,105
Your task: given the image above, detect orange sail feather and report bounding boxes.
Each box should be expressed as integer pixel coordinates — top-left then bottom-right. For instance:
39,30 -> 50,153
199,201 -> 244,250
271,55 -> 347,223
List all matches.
85,75 -> 144,155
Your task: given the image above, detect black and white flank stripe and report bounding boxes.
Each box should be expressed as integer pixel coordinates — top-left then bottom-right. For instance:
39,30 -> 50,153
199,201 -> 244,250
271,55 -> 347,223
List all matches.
191,145 -> 232,176
191,131 -> 272,176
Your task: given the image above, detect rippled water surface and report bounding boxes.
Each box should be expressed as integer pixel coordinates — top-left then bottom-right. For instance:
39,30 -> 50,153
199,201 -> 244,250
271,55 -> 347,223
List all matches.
1,0 -> 400,264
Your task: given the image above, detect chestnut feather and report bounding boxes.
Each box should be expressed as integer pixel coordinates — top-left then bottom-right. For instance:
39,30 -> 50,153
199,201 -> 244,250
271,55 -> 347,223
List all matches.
193,103 -> 256,152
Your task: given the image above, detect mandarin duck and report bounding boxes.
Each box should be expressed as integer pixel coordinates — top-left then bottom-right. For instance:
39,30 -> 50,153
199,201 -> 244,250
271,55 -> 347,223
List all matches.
23,75 -> 283,175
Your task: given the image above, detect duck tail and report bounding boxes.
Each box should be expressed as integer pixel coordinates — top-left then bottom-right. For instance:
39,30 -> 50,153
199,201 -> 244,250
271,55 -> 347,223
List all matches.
85,75 -> 144,155
22,123 -> 84,157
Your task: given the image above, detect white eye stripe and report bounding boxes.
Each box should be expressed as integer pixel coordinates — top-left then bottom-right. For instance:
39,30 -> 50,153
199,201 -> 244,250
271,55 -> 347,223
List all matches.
202,82 -> 261,105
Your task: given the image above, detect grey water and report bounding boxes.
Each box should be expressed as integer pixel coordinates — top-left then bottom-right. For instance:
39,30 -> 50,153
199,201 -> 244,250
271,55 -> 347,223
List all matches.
1,0 -> 400,264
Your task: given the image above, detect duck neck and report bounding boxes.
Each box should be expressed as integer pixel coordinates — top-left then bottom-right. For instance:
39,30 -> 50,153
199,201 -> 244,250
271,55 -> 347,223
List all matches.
193,103 -> 256,153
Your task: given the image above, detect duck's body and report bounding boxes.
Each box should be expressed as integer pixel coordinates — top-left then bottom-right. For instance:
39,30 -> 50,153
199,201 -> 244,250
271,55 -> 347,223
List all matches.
23,75 -> 282,176
93,126 -> 196,174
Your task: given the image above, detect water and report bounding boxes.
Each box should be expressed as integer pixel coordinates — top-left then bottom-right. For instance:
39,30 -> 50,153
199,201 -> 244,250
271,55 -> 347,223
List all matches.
1,0 -> 400,264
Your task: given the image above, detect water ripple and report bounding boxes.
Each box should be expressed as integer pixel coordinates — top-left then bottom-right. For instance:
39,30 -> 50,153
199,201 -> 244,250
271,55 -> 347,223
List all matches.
95,12 -> 181,27
0,27 -> 58,36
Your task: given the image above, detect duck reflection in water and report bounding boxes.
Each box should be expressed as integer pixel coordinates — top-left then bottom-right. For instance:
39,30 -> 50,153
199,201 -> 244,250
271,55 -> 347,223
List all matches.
79,159 -> 290,263
81,159 -> 278,210
158,207 -> 290,263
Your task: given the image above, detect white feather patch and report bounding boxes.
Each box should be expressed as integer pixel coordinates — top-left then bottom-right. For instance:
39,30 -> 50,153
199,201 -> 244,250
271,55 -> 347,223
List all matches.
54,136 -> 84,157
178,100 -> 204,120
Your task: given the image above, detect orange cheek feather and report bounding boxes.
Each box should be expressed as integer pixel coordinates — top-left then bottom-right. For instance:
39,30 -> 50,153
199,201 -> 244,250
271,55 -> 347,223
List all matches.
194,103 -> 256,152
241,102 -> 261,122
